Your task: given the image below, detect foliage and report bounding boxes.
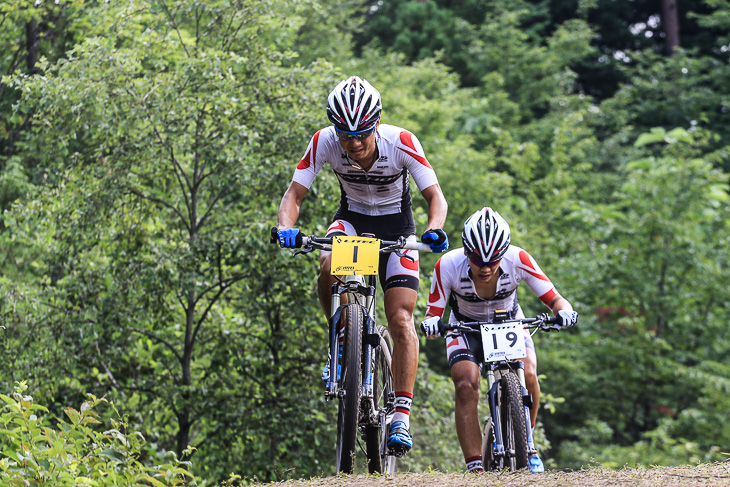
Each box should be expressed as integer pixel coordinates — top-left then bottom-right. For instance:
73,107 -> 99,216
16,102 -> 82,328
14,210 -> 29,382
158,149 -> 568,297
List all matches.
0,381 -> 192,486
1,0 -> 729,482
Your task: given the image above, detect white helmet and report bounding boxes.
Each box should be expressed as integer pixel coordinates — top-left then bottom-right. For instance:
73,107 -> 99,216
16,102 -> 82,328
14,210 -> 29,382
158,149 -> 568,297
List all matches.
326,76 -> 382,131
462,207 -> 511,263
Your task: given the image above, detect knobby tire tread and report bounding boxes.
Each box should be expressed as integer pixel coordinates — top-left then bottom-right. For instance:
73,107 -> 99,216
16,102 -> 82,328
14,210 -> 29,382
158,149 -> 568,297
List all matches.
365,326 -> 395,474
501,372 -> 529,470
481,417 -> 495,471
336,304 -> 363,475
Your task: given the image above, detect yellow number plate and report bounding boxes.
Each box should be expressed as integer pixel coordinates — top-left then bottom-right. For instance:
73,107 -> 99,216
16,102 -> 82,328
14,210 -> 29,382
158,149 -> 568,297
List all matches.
331,236 -> 380,275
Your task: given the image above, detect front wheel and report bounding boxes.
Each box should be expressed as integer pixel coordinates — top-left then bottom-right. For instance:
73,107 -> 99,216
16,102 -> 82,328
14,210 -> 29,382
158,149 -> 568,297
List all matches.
335,304 -> 364,474
500,371 -> 529,470
365,326 -> 396,474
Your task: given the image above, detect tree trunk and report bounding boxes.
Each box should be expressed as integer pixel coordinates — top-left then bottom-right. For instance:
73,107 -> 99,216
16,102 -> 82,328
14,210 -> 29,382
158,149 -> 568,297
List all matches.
25,20 -> 40,73
661,0 -> 680,55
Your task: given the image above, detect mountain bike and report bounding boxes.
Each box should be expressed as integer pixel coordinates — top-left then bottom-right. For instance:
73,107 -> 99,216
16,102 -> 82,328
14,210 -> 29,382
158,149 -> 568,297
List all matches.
441,311 -> 562,471
271,228 -> 431,474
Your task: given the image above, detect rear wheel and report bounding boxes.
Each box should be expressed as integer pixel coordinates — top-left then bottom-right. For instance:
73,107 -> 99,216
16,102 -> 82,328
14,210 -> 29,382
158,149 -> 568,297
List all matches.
500,372 -> 529,470
481,417 -> 495,471
336,304 -> 363,474
365,326 -> 396,474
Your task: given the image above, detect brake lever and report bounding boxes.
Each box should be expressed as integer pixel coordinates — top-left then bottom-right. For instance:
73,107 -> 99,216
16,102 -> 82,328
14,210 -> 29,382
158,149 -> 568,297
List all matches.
543,324 -> 563,332
394,249 -> 416,262
293,247 -> 315,256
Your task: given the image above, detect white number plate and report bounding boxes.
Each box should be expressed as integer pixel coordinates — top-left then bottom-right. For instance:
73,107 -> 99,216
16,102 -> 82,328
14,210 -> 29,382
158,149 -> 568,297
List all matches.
480,323 -> 527,362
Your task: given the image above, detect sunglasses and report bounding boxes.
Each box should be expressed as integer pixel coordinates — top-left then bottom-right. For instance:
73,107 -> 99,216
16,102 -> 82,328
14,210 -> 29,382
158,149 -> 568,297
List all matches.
467,252 -> 501,268
335,125 -> 377,141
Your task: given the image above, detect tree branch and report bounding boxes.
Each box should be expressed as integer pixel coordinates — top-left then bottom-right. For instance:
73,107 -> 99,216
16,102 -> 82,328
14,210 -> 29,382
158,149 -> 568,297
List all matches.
130,327 -> 182,363
127,186 -> 191,233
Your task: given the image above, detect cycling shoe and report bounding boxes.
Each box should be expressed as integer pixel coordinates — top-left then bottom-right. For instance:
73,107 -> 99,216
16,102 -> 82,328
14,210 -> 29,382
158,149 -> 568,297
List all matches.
528,454 -> 545,473
386,420 -> 412,454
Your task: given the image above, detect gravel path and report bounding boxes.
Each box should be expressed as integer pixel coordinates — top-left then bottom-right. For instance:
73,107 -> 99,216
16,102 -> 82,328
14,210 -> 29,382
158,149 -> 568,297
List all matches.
254,461 -> 730,487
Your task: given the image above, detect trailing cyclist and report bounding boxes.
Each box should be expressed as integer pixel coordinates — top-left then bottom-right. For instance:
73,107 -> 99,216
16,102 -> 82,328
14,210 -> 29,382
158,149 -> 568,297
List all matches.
420,207 -> 577,473
275,76 -> 449,454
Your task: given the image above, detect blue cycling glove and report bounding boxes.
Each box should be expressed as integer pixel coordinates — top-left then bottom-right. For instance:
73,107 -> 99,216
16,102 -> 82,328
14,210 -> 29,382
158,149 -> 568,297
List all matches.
421,229 -> 448,253
557,310 -> 578,327
277,228 -> 302,248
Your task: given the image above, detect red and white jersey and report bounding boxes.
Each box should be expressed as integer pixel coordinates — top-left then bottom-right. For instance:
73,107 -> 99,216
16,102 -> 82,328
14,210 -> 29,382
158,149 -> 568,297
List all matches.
426,246 -> 559,322
292,124 -> 439,216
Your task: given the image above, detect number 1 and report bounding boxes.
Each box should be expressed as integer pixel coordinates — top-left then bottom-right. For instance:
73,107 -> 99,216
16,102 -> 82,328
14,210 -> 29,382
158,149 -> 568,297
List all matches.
353,245 -> 358,263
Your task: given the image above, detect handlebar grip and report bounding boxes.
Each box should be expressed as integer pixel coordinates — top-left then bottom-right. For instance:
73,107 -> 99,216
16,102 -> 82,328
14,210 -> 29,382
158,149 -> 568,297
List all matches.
270,227 -> 278,244
404,241 -> 434,252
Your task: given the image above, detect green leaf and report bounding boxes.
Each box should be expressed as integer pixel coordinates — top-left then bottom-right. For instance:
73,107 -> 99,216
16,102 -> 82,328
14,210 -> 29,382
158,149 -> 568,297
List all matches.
98,448 -> 126,463
634,128 -> 667,147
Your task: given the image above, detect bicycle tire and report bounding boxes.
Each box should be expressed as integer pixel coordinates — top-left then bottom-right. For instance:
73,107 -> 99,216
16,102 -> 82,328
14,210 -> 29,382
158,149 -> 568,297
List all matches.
335,304 -> 363,474
481,417 -> 496,471
500,371 -> 529,470
365,326 -> 396,474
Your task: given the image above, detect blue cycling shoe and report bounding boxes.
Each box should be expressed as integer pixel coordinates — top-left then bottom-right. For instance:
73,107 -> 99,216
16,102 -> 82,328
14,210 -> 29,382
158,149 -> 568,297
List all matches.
322,348 -> 342,386
321,361 -> 341,385
528,454 -> 545,473
386,421 -> 412,454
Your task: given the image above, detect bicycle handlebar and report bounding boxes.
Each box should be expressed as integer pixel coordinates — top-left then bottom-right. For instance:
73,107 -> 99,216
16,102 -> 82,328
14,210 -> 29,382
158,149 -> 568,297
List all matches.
443,314 -> 563,333
270,227 -> 433,253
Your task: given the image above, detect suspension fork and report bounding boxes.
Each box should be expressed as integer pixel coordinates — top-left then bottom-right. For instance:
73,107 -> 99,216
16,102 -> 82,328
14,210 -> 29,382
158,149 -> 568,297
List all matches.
326,283 -> 344,398
360,275 -> 377,404
486,365 -> 506,459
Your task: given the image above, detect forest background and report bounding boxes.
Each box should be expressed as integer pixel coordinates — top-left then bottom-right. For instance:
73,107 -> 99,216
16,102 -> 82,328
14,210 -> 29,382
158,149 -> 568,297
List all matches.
1,0 -> 729,485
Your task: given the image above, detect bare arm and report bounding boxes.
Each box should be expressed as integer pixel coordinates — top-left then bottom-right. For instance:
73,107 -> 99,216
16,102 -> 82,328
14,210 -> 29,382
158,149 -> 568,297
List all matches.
421,183 -> 448,231
277,181 -> 309,230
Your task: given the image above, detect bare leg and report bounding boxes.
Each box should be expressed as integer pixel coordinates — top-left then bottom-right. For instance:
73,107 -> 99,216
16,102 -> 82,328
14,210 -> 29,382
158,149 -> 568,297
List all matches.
451,360 -> 482,460
383,286 -> 419,394
518,347 -> 540,428
317,251 -> 336,318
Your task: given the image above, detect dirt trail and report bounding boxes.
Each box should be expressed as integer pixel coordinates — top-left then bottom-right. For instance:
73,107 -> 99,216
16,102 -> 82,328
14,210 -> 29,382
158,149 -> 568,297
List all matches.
253,461 -> 730,486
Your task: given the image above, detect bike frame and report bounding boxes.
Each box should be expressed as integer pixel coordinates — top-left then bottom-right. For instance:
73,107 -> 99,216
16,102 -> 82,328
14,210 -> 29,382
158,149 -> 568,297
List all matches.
484,359 -> 534,465
444,315 -> 560,470
326,272 -> 383,426
275,230 -> 431,472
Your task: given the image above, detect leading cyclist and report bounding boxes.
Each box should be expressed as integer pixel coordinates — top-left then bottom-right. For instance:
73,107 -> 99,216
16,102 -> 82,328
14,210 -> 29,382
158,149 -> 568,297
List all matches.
420,207 -> 577,473
275,76 -> 449,454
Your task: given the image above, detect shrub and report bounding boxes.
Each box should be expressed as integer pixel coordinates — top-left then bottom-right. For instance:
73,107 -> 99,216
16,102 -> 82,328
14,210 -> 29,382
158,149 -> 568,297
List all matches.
0,381 -> 194,486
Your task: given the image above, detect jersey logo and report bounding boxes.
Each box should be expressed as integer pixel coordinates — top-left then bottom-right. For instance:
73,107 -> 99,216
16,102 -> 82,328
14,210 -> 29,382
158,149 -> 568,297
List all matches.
377,156 -> 388,162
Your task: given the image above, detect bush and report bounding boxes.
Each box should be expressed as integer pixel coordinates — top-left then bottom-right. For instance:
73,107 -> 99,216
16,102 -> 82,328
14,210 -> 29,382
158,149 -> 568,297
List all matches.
0,381 -> 194,486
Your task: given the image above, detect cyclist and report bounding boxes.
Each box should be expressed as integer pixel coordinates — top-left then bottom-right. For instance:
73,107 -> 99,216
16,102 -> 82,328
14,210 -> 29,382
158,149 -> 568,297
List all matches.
275,76 -> 449,454
420,207 -> 577,473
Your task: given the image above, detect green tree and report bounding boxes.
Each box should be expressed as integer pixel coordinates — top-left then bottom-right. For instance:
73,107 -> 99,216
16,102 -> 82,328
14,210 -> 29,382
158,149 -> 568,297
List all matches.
545,128 -> 730,468
2,0 -> 339,482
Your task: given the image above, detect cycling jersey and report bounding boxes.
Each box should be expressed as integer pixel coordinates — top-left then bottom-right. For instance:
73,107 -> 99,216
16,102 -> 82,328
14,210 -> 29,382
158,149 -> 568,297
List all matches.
425,246 -> 559,367
293,124 -> 439,219
426,246 -> 557,321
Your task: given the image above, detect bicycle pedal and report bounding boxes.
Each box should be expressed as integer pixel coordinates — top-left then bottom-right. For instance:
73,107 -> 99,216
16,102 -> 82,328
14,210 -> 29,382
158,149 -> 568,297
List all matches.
386,446 -> 408,458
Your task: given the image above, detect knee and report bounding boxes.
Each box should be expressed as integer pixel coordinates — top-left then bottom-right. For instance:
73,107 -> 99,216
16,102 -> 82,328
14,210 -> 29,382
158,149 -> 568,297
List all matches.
386,307 -> 413,332
453,377 -> 479,404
